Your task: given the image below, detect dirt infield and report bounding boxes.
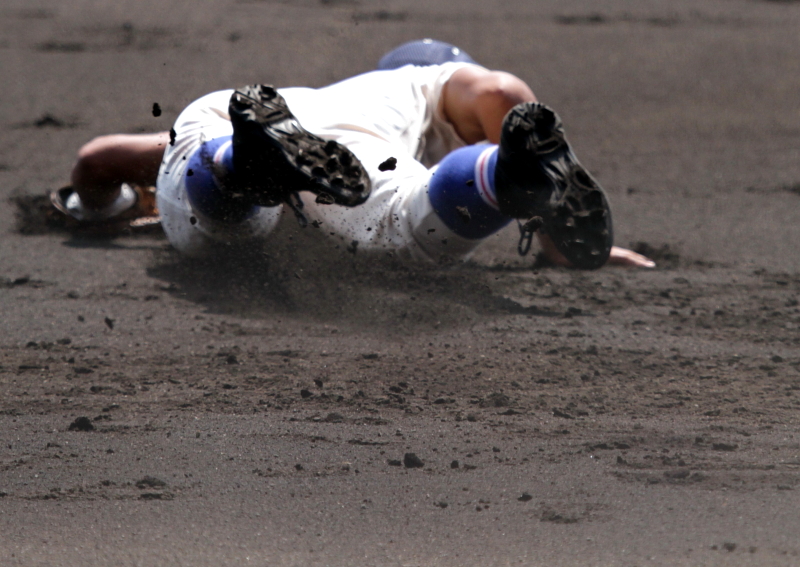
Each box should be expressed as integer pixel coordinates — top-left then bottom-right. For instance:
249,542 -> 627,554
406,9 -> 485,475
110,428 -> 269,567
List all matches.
1,1 -> 800,565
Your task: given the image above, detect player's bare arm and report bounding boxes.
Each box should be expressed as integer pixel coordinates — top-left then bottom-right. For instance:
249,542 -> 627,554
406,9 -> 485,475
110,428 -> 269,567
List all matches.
442,66 -> 537,144
71,132 -> 168,210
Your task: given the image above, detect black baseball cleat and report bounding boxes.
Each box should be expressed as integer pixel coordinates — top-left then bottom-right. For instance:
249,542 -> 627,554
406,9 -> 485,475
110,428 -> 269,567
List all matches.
495,102 -> 613,270
228,84 -> 371,209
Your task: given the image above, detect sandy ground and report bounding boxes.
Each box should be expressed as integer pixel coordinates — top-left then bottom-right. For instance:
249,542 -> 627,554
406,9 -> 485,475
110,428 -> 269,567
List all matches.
1,0 -> 800,565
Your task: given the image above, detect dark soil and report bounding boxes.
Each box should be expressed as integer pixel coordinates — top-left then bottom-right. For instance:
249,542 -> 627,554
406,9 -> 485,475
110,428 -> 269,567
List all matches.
1,0 -> 800,565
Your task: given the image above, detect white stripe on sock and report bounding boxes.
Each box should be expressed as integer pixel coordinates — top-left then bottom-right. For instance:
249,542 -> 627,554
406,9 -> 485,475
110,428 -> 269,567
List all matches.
213,140 -> 232,165
474,146 -> 499,210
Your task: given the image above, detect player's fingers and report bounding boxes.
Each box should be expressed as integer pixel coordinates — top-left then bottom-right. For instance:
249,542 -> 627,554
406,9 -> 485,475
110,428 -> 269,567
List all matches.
608,246 -> 656,268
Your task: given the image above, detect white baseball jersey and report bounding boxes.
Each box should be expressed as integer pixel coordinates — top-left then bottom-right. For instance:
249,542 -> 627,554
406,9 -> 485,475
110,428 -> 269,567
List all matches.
156,62 -> 488,260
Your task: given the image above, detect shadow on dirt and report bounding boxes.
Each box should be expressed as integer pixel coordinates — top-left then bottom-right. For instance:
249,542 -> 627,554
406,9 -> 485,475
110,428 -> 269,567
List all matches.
11,193 -> 162,239
145,216 -> 561,330
14,193 -> 691,331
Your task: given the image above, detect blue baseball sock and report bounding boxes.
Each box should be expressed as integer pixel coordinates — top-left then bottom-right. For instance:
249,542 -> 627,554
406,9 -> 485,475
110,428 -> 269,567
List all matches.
428,144 -> 511,239
184,135 -> 257,223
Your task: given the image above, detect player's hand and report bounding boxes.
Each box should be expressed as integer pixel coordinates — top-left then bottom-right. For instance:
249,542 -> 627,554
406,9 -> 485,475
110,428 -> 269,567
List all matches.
607,246 -> 655,268
537,233 -> 655,268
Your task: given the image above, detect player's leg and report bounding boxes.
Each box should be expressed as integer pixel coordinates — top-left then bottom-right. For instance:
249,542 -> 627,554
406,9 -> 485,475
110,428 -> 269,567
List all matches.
364,56 -> 613,268
366,54 -> 641,267
440,66 -> 614,269
156,89 -> 281,256
267,61 -> 495,261
373,47 -> 539,257
317,61 -> 612,268
283,66 -> 506,262
270,58 -> 507,261
295,132 -> 500,262
226,85 -> 370,210
157,86 -> 371,256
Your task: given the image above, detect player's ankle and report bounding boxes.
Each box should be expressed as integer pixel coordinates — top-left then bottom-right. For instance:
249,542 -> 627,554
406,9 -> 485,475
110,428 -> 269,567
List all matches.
185,136 -> 258,223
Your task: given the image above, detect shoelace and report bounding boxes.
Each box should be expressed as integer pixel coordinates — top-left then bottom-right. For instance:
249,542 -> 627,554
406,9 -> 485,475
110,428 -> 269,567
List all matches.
285,191 -> 308,228
516,216 -> 543,256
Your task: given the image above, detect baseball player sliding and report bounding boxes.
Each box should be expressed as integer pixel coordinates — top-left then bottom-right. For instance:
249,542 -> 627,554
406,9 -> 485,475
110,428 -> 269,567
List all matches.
56,40 -> 654,269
